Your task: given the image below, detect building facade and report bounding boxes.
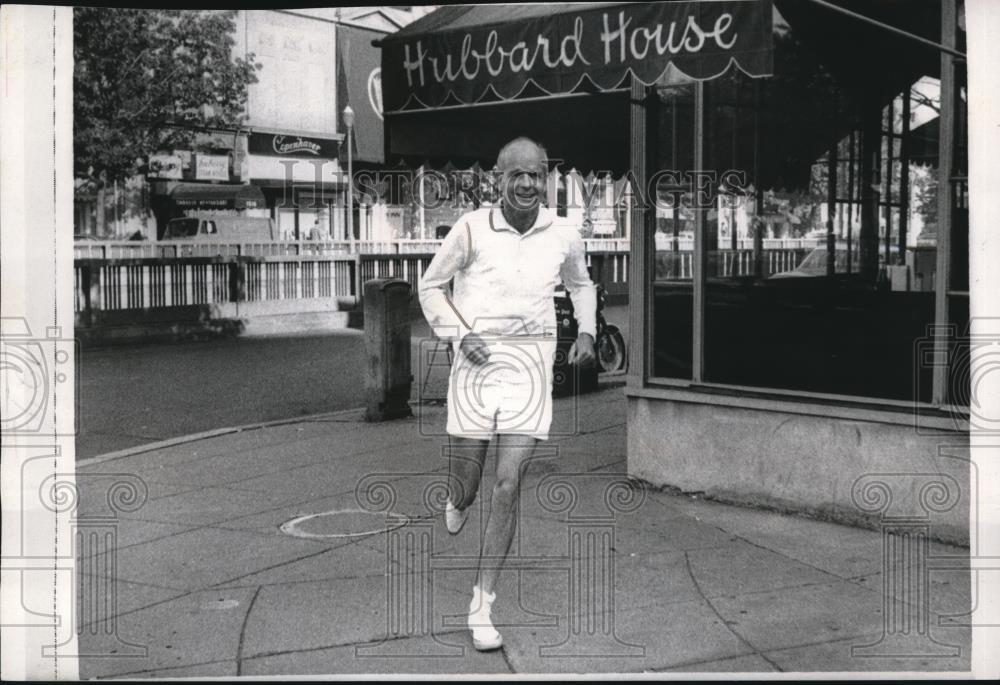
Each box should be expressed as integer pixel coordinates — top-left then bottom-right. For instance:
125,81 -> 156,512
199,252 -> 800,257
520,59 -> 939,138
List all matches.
74,7 -> 434,240
378,0 -> 972,546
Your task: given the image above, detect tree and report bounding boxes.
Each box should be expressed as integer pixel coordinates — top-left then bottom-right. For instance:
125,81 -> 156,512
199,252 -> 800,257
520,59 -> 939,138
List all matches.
74,8 -> 260,188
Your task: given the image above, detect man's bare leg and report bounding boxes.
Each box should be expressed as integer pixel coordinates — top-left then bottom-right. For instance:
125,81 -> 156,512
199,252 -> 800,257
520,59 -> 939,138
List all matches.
475,433 -> 538,595
447,436 -> 489,510
465,433 -> 537,650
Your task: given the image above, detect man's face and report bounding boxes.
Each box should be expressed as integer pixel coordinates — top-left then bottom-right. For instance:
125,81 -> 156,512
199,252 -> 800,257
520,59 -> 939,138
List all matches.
498,143 -> 546,212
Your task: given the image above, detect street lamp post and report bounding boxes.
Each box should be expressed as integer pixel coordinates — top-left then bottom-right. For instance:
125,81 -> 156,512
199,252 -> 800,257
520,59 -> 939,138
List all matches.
343,104 -> 355,251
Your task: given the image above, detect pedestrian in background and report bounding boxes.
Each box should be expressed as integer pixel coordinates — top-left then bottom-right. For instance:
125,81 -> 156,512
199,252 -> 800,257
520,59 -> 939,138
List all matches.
308,217 -> 327,241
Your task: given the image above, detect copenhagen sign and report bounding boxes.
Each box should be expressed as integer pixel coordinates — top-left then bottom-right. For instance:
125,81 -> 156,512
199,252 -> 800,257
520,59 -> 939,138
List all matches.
381,0 -> 773,111
272,135 -> 321,155
248,131 -> 341,158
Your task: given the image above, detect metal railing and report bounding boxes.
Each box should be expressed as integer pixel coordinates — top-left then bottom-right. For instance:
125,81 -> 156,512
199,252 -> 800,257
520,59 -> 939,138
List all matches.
73,240 -> 804,324
73,237 -> 633,260
74,256 -> 357,321
74,249 -> 633,322
653,237 -> 823,252
654,248 -> 810,280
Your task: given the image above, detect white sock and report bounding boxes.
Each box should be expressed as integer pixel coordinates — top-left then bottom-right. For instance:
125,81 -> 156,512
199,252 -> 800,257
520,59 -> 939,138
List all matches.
470,585 -> 496,619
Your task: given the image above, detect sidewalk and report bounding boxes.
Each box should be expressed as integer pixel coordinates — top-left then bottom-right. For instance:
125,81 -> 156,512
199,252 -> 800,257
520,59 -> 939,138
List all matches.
75,385 -> 971,678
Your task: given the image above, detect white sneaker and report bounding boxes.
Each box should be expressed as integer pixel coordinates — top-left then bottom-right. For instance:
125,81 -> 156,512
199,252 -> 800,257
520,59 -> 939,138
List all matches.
445,499 -> 468,535
468,585 -> 503,651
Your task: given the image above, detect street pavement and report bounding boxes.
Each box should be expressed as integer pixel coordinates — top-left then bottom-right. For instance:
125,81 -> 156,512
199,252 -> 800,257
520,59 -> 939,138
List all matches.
75,305 -> 631,460
76,332 -> 368,460
74,376 -> 971,678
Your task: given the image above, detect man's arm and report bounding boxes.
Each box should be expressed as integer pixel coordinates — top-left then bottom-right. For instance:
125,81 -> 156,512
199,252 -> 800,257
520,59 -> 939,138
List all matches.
559,234 -> 597,339
418,220 -> 474,342
559,234 -> 597,366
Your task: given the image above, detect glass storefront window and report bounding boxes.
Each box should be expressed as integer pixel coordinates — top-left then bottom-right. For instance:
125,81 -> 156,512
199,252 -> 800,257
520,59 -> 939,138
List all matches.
646,15 -> 969,408
650,81 -> 695,380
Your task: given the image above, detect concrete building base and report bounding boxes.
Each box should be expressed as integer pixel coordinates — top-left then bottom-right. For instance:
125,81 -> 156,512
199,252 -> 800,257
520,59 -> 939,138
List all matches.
626,395 -> 970,546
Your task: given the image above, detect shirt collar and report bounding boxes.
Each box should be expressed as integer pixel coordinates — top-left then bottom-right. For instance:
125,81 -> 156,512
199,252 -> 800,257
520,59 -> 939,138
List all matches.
490,206 -> 554,237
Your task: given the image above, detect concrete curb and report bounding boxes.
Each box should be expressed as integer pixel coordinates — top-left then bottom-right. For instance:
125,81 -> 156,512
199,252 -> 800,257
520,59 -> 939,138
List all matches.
77,405 -> 367,468
78,376 -> 625,468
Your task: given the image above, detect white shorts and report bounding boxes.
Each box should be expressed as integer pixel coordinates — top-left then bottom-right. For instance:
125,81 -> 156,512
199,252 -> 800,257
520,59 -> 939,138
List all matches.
446,336 -> 557,441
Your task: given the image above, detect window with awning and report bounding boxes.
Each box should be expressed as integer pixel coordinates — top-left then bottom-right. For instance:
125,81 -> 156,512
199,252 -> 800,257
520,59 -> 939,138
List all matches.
377,0 -> 969,411
377,0 -> 774,173
379,1 -> 773,110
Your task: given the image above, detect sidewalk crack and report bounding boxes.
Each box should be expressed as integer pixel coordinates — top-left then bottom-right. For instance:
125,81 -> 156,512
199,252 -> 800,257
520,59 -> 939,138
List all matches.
709,526 -> 857,585
244,628 -> 469,661
209,546 -> 354,589
235,585 -> 263,677
683,551 -> 784,673
499,642 -> 517,673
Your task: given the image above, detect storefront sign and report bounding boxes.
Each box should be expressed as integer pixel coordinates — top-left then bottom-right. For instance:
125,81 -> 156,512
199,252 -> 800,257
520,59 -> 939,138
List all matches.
380,0 -> 773,111
148,154 -> 183,179
246,154 -> 342,184
168,182 -> 266,210
194,154 -> 230,181
248,132 -> 341,158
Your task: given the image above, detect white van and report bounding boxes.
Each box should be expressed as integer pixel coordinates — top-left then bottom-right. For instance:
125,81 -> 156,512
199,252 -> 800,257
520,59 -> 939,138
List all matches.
163,213 -> 276,241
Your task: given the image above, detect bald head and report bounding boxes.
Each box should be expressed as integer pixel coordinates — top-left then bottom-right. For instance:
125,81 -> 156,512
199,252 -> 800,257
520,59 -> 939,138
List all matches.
496,137 -> 548,174
495,137 -> 548,217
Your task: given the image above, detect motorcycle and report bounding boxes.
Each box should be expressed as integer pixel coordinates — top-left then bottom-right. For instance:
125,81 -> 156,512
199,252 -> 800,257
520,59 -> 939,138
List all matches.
594,284 -> 627,373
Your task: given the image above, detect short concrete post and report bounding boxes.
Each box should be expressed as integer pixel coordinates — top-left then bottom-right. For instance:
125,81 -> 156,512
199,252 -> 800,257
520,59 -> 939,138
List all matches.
364,278 -> 413,421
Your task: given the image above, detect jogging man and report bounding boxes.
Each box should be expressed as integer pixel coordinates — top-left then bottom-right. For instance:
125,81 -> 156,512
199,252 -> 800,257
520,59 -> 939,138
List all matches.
418,137 -> 596,650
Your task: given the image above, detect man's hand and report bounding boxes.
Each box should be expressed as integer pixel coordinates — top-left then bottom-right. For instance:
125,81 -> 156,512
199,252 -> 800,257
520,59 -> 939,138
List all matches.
460,332 -> 491,366
568,333 -> 596,367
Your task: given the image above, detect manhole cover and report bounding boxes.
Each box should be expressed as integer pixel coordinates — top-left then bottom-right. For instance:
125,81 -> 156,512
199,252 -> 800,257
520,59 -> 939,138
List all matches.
279,508 -> 410,539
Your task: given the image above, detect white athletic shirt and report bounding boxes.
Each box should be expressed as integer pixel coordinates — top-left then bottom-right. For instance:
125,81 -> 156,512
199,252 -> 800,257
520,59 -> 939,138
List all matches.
418,206 -> 597,342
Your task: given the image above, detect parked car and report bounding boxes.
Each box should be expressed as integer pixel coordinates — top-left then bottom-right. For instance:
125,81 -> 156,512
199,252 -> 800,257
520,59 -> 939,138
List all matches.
770,243 -> 898,279
163,212 -> 276,242
162,213 -> 276,241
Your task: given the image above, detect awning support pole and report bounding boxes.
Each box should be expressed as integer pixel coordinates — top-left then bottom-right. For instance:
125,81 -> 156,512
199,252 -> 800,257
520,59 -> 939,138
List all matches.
847,131 -> 856,273
884,104 -> 895,264
804,0 -> 965,58
932,0 -> 958,406
898,88 -> 911,260
753,80 -> 764,279
827,143 -> 837,277
692,80 -> 706,383
859,99 -> 881,284
627,76 -> 648,390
